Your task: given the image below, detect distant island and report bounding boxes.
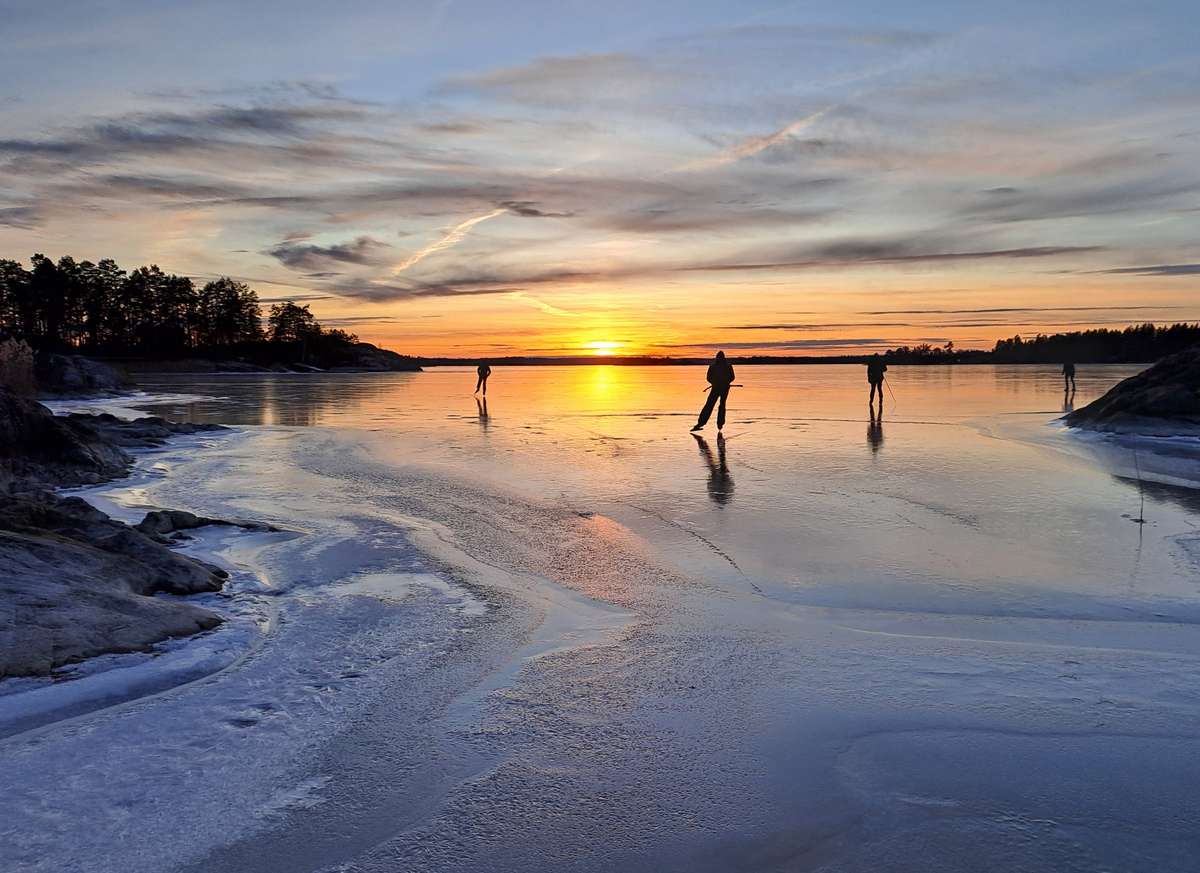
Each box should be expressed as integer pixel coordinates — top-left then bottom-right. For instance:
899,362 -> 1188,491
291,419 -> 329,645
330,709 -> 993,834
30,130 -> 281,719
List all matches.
0,252 -> 420,391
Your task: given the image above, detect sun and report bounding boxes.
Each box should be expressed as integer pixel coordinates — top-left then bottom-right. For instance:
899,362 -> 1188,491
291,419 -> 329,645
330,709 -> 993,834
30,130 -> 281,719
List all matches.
583,340 -> 624,355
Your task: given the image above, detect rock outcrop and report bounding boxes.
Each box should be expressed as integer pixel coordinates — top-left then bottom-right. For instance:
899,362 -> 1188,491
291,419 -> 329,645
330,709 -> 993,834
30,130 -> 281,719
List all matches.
331,342 -> 423,372
35,353 -> 128,396
0,388 -> 234,678
0,392 -> 223,487
1065,345 -> 1200,432
135,508 -> 278,540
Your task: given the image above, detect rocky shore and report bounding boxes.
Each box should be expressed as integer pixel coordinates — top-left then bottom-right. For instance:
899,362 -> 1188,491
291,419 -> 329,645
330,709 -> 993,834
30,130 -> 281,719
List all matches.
0,389 -> 235,678
1066,345 -> 1200,432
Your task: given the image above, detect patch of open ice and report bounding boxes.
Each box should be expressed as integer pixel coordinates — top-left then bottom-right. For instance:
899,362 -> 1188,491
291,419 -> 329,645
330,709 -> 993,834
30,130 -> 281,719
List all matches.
42,390 -> 222,419
334,571 -> 488,616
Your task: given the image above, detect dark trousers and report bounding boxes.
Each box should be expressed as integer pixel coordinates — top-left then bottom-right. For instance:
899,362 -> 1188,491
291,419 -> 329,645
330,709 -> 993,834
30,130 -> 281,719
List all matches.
475,375 -> 488,394
697,386 -> 730,429
869,380 -> 884,404
1064,374 -> 1075,391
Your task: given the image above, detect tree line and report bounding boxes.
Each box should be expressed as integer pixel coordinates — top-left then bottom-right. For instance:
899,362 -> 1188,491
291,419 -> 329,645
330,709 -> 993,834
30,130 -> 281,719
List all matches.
0,253 -> 354,357
988,323 -> 1200,363
884,324 -> 1200,364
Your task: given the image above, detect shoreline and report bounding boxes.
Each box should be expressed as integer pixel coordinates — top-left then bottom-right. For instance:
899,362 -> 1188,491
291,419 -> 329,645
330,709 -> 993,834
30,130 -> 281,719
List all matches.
0,390 -> 288,735
0,419 -> 286,738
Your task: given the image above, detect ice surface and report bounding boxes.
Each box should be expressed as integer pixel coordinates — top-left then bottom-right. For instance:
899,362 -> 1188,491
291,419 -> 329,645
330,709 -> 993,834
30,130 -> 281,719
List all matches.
3,365 -> 1199,872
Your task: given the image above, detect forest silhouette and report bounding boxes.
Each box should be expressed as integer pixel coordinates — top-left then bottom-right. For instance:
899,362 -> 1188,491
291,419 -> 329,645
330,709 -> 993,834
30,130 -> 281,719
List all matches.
0,253 -> 371,367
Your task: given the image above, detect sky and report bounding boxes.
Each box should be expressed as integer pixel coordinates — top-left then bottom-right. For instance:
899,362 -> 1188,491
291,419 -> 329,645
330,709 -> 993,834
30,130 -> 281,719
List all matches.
1,0 -> 1198,357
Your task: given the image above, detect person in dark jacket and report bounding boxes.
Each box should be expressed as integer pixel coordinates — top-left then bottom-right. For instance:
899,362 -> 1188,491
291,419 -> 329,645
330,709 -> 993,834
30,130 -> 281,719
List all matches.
866,354 -> 888,409
1062,361 -> 1076,392
475,362 -> 492,395
691,351 -> 735,432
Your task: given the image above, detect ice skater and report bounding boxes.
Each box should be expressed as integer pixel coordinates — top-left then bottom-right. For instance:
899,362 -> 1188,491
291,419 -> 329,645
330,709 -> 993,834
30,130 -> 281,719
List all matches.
866,353 -> 888,411
1062,361 -> 1076,393
691,350 -> 736,433
475,361 -> 492,395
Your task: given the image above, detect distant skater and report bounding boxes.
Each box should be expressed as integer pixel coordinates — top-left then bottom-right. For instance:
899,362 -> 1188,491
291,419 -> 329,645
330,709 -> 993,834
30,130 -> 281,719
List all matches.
1062,361 -> 1076,393
691,350 -> 735,432
866,353 -> 888,410
475,362 -> 492,395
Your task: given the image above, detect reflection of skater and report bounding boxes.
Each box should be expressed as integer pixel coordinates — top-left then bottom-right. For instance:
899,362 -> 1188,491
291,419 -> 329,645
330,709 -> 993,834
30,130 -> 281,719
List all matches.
693,433 -> 734,505
1062,361 -> 1076,393
475,362 -> 491,395
866,354 -> 887,411
691,350 -> 735,432
476,396 -> 489,431
867,410 -> 883,454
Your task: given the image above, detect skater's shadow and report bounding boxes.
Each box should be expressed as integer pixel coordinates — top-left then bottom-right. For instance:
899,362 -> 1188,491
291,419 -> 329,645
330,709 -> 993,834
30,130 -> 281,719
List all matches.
694,433 -> 734,506
867,412 -> 884,454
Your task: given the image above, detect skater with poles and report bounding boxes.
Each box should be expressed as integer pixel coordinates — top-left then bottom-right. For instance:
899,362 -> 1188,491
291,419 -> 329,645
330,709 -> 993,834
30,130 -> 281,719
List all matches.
691,350 -> 736,433
866,353 -> 888,414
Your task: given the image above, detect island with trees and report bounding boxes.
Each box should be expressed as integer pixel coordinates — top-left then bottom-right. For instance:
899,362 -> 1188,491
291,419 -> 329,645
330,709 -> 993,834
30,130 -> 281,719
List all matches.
0,253 -> 420,391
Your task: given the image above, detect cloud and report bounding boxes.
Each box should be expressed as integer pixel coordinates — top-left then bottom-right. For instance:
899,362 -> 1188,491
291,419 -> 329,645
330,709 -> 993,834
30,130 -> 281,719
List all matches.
142,80 -> 372,105
498,200 -> 574,218
316,316 -> 405,326
1097,263 -> 1200,276
718,322 -> 916,330
861,305 -> 1188,315
961,176 -> 1199,223
438,53 -> 676,106
267,235 -> 391,271
257,293 -> 336,303
598,205 -> 834,234
60,173 -> 250,201
323,238 -> 1109,302
657,338 -> 899,350
0,104 -> 370,166
680,243 -> 1107,273
0,205 -> 41,228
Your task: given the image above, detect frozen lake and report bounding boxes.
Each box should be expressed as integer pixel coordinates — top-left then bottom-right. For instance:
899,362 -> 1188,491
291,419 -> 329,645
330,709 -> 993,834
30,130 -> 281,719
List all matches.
4,363 -> 1200,872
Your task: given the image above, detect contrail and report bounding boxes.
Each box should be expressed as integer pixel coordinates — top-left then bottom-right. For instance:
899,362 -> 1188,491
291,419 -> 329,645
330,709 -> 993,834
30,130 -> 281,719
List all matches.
392,207 -> 507,274
509,292 -> 577,317
675,105 -> 833,172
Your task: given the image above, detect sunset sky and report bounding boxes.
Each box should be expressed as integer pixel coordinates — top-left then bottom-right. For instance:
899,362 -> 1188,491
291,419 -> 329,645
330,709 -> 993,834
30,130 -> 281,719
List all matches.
1,0 -> 1197,357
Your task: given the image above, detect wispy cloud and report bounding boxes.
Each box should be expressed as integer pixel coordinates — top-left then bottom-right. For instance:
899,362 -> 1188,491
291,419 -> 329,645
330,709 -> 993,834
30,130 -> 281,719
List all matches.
1097,264 -> 1200,276
656,338 -> 901,350
437,53 -> 678,106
